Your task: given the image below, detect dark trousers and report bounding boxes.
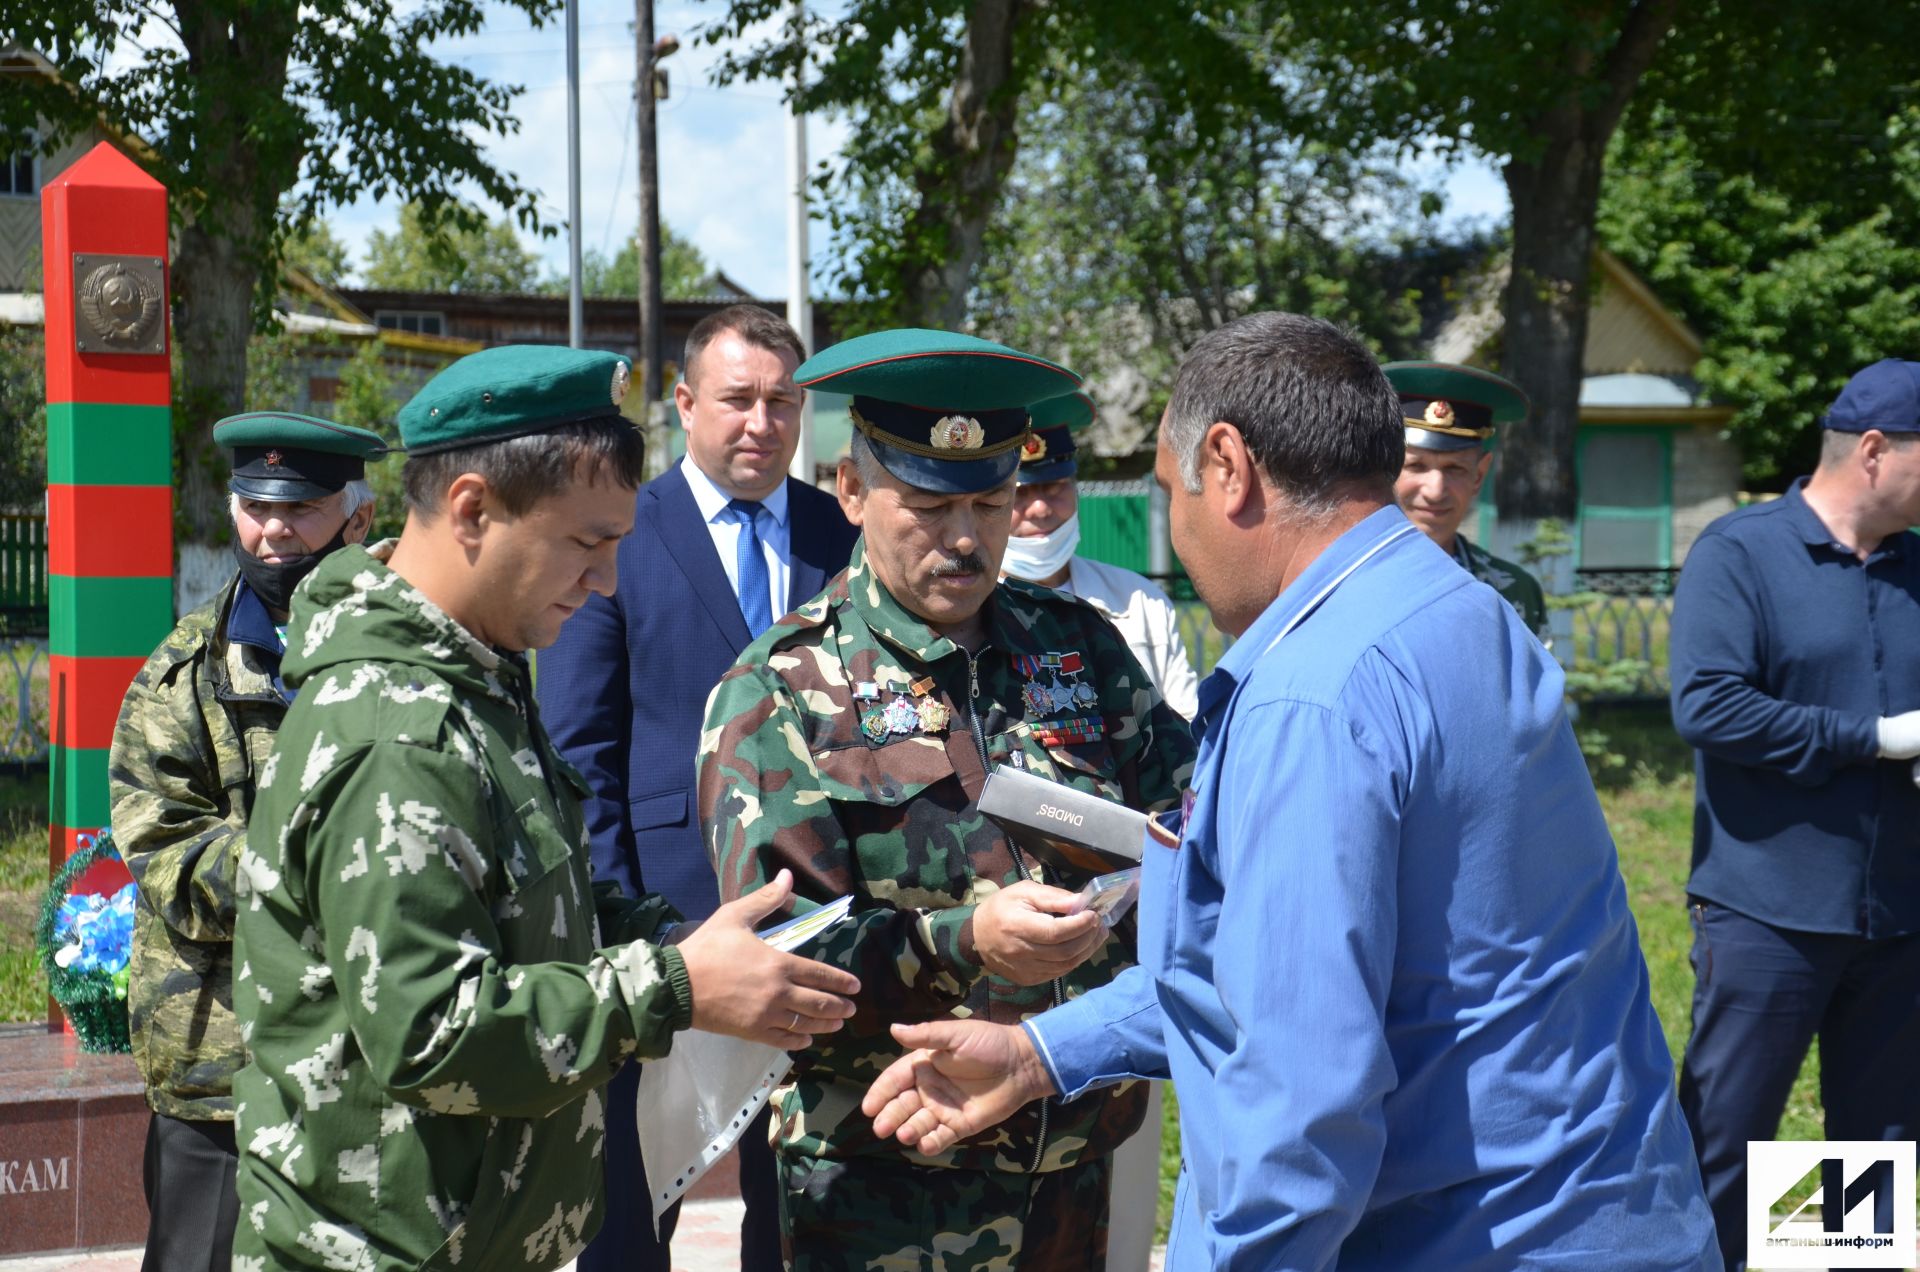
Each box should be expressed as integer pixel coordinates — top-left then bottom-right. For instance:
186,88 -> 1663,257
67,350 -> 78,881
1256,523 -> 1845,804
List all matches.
580,1060 -> 783,1272
1678,899 -> 1920,1272
141,1113 -> 239,1272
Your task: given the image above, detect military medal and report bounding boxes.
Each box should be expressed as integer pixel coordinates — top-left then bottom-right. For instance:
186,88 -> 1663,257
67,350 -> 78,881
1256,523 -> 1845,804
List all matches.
882,696 -> 921,735
1014,650 -> 1106,747
917,697 -> 950,732
854,681 -> 890,742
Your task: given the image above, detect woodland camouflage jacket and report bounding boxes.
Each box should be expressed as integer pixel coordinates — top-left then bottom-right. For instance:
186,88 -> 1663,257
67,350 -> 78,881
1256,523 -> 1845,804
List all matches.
699,539 -> 1196,1177
232,544 -> 688,1271
110,575 -> 282,1121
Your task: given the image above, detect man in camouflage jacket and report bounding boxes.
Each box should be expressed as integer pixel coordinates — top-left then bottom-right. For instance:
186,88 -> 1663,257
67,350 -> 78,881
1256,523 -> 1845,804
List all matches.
232,345 -> 857,1272
110,413 -> 382,1272
700,330 -> 1195,1270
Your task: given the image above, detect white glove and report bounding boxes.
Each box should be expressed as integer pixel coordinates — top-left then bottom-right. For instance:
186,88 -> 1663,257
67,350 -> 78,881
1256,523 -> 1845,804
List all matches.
1876,710 -> 1920,760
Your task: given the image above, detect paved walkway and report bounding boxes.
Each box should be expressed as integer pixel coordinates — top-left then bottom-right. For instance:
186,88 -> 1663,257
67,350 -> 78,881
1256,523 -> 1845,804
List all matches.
1,1203 -> 1168,1271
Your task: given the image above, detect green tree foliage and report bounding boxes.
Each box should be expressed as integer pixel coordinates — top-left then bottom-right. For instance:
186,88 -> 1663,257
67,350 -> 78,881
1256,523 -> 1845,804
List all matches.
280,218 -> 352,288
364,202 -> 543,294
1601,113 -> 1920,487
540,224 -> 711,298
0,328 -> 48,509
3,0 -> 559,550
707,0 -> 1275,331
970,45 -> 1487,454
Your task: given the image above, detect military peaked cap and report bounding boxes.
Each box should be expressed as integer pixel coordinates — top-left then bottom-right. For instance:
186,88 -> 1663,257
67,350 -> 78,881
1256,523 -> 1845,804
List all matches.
1384,361 -> 1529,453
214,412 -> 388,503
797,329 -> 1080,493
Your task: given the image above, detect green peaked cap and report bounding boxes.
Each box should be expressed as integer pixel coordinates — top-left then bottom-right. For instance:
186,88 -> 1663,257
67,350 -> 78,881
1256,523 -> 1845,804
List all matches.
1384,360 -> 1529,452
796,328 -> 1080,493
1029,391 -> 1095,432
1019,392 -> 1096,484
398,344 -> 635,455
213,412 -> 388,502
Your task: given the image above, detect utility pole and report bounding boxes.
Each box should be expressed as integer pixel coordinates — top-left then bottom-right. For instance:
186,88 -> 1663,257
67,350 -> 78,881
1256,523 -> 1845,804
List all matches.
565,0 -> 583,348
634,0 -> 663,404
785,0 -> 813,484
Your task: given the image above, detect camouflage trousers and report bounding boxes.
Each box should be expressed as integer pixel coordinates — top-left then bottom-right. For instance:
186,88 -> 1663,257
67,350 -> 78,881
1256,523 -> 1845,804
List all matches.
778,1150 -> 1112,1272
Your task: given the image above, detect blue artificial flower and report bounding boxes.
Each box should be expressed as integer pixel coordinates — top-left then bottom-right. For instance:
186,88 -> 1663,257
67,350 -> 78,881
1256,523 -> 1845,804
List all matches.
52,883 -> 138,976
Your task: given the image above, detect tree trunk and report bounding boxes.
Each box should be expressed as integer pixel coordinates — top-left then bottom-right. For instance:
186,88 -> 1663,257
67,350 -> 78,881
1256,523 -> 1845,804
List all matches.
895,0 -> 1027,327
171,222 -> 258,609
169,0 -> 297,610
1493,0 -> 1681,524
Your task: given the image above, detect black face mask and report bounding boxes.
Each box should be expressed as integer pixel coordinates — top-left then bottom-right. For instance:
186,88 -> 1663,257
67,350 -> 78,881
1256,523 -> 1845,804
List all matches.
232,522 -> 352,613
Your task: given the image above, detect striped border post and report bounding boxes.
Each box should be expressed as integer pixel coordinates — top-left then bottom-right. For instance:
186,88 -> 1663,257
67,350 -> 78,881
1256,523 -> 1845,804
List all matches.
40,142 -> 175,1015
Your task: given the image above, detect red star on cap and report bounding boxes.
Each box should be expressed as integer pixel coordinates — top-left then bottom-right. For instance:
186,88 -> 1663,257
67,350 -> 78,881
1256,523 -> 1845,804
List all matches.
265,449 -> 284,467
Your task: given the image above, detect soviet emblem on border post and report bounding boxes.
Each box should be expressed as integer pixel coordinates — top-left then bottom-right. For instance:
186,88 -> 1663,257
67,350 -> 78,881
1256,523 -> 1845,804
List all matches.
73,254 -> 167,356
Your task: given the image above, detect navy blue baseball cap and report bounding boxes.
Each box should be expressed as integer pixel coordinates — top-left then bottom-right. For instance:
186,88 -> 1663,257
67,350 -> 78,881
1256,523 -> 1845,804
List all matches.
1824,359 -> 1920,433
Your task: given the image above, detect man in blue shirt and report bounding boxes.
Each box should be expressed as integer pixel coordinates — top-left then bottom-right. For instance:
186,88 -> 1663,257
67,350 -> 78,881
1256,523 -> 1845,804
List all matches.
860,312 -> 1717,1271
1669,358 -> 1920,1270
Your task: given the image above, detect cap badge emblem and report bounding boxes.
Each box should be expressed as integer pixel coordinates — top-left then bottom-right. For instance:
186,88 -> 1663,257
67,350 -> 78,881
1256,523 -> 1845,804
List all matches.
610,360 -> 632,406
931,415 -> 986,452
1021,433 -> 1046,461
1424,399 -> 1454,426
265,449 -> 283,467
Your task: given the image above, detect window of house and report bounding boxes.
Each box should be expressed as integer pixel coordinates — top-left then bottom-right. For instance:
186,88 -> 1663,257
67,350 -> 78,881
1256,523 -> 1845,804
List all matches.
373,310 -> 445,337
1576,429 -> 1672,568
1,145 -> 36,198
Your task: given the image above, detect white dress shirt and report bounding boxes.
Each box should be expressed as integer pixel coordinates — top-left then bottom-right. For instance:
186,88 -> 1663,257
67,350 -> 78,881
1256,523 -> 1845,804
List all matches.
680,455 -> 793,622
1059,556 -> 1201,720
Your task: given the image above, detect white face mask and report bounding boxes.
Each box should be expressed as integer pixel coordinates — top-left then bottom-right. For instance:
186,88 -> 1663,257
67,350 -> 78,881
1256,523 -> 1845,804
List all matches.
1002,512 -> 1081,582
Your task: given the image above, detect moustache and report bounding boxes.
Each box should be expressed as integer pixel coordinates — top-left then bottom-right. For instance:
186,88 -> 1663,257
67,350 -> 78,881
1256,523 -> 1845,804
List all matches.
930,553 -> 988,578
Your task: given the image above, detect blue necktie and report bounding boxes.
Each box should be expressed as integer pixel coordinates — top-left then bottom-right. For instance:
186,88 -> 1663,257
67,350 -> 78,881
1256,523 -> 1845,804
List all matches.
727,498 -> 774,638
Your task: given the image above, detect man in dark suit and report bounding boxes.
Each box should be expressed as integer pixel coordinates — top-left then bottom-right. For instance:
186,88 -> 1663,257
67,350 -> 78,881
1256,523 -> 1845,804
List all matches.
539,304 -> 859,1272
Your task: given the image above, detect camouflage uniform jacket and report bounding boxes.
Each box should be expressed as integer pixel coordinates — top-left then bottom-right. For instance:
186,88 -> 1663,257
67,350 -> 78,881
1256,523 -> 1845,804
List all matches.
232,543 -> 691,1272
1456,534 -> 1550,639
700,538 -> 1196,1176
110,575 -> 282,1121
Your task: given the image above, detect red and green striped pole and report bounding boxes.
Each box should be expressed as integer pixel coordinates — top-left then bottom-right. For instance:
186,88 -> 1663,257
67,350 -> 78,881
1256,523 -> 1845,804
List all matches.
40,141 -> 175,934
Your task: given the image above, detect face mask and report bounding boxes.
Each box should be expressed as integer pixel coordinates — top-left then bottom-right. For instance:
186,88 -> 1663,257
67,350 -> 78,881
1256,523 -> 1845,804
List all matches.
1001,512 -> 1081,583
232,521 -> 352,612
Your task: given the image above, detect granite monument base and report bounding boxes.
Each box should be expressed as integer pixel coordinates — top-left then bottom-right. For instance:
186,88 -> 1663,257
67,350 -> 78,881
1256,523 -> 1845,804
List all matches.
0,1024 -> 148,1257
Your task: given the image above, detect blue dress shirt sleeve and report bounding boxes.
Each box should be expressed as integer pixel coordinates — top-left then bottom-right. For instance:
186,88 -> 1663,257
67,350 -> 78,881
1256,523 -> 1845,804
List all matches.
1022,965 -> 1168,1099
1670,530 -> 1880,785
1203,694 -> 1401,1271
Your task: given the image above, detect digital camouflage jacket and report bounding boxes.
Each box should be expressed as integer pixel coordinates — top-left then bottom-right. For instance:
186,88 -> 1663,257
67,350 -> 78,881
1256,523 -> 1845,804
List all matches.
110,575 -> 282,1121
699,539 -> 1196,1176
232,544 -> 689,1272
1456,534 -> 1550,640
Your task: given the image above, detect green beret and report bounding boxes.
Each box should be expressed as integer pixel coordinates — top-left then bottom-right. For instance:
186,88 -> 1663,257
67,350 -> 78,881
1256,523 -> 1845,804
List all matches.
1019,392 -> 1096,484
398,345 -> 635,455
796,329 -> 1080,494
213,412 -> 387,502
1383,361 -> 1529,453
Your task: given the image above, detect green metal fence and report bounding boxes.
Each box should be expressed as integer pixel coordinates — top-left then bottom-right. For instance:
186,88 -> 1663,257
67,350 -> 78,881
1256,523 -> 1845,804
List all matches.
0,512 -> 48,634
1077,479 -> 1153,574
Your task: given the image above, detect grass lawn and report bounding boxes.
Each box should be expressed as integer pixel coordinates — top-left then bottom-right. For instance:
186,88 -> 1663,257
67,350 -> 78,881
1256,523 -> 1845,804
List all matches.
0,767 -> 51,1023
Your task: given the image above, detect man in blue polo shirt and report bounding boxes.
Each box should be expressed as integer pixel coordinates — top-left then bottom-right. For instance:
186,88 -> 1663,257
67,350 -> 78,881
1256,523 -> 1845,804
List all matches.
860,312 -> 1717,1271
1669,358 -> 1920,1270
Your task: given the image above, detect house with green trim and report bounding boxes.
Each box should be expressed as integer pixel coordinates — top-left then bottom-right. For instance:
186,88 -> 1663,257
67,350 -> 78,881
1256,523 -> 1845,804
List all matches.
1438,248 -> 1741,571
